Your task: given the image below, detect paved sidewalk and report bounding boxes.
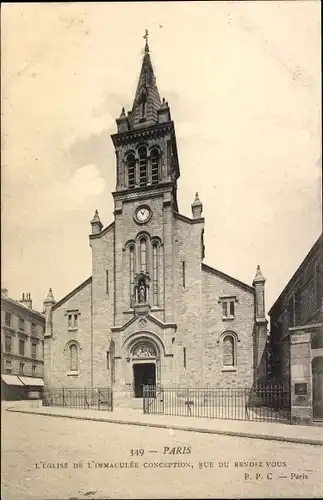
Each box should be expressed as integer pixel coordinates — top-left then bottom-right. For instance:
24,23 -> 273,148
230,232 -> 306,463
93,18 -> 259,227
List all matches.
6,404 -> 323,446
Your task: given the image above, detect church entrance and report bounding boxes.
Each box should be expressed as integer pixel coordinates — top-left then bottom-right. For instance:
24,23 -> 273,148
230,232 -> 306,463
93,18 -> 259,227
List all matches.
133,363 -> 156,398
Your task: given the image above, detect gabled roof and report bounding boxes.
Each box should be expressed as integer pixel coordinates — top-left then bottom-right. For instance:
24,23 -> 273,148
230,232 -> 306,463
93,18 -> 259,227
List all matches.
52,277 -> 92,311
268,233 -> 322,315
173,211 -> 204,225
89,221 -> 114,240
202,263 -> 254,294
1,293 -> 45,320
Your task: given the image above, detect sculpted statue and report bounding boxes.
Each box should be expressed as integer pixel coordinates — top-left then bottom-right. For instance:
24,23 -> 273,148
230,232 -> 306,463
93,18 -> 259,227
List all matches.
139,283 -> 146,303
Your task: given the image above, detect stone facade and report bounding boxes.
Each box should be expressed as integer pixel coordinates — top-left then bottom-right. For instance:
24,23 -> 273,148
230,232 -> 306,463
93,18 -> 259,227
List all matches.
1,289 -> 45,399
268,234 -> 323,423
44,38 -> 267,405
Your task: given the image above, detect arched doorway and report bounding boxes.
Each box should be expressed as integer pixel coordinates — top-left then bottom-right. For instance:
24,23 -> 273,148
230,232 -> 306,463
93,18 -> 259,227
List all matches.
312,356 -> 323,421
131,341 -> 158,398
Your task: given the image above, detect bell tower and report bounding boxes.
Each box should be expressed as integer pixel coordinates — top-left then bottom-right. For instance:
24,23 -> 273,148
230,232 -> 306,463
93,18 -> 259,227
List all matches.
111,30 -> 180,211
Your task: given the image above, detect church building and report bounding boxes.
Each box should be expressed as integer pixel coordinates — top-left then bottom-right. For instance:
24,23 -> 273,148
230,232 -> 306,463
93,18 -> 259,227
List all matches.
43,34 -> 268,405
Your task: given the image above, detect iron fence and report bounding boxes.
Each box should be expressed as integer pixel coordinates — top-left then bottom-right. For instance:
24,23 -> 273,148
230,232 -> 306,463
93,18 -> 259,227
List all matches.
143,385 -> 291,423
43,388 -> 113,411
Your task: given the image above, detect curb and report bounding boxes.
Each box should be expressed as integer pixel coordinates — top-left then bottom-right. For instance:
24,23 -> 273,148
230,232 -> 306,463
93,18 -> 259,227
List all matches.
6,408 -> 323,447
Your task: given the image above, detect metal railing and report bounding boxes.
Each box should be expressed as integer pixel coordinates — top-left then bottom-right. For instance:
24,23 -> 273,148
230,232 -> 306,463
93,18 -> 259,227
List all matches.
43,388 -> 113,411
143,385 -> 291,423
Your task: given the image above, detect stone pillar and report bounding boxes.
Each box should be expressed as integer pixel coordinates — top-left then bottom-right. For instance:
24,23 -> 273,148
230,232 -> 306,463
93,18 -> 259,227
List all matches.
253,266 -> 268,384
43,288 -> 56,390
290,330 -> 312,425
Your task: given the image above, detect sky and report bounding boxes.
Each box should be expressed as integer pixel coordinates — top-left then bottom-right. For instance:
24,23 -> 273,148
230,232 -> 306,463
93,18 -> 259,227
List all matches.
1,1 -> 321,314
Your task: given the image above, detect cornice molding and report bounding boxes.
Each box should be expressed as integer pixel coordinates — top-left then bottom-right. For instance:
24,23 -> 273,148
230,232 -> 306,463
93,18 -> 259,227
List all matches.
111,121 -> 175,147
112,182 -> 173,202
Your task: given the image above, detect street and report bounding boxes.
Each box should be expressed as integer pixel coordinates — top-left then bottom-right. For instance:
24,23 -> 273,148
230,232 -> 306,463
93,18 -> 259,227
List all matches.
2,410 -> 323,499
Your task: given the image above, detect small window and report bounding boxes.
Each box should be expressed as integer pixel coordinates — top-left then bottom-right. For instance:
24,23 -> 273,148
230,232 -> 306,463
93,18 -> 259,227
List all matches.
5,312 -> 11,327
223,335 -> 235,367
107,351 -> 110,371
5,335 -> 12,353
31,323 -> 37,335
19,362 -> 24,374
127,153 -> 136,189
129,245 -> 135,306
19,317 -> 25,331
152,242 -> 159,306
31,342 -> 37,359
32,365 -> 36,376
140,89 -> 147,118
138,146 -> 148,187
151,149 -> 160,185
69,344 -> 78,372
183,347 -> 187,369
222,299 -> 235,318
68,312 -> 78,330
5,360 -> 12,374
19,339 -> 25,356
182,261 -> 186,288
140,238 -> 147,273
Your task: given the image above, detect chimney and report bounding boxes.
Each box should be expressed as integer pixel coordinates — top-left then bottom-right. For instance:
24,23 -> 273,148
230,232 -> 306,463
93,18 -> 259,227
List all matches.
19,292 -> 33,309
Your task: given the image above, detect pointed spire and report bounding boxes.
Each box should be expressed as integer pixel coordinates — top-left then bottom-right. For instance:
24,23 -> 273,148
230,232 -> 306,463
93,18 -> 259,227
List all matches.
120,107 -> 126,117
128,31 -> 161,129
191,192 -> 203,219
44,288 -> 56,305
91,209 -> 103,234
193,192 -> 200,204
253,265 -> 266,284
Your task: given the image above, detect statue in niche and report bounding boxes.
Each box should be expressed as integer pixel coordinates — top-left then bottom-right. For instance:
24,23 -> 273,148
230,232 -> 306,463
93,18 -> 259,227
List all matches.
139,283 -> 146,303
134,271 -> 150,306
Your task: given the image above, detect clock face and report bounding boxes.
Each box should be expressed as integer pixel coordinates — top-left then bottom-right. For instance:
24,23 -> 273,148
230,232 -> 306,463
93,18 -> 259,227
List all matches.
135,206 -> 151,223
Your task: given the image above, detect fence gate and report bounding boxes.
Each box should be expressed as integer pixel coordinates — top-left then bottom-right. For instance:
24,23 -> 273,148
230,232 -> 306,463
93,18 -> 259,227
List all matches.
143,385 -> 291,423
43,388 -> 113,411
143,385 -> 164,414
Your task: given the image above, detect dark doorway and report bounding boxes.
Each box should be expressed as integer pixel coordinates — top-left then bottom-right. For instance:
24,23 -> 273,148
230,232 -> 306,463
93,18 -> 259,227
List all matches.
133,363 -> 156,398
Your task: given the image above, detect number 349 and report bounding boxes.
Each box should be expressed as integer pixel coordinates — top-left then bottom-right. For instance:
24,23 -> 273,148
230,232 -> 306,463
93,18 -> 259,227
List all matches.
130,449 -> 144,456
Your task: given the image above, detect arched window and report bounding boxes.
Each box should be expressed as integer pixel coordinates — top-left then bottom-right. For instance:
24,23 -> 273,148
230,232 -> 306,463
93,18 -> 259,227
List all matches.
129,245 -> 135,306
69,343 -> 78,372
126,153 -> 136,189
138,146 -> 148,187
223,335 -> 235,367
140,238 -> 147,272
151,148 -> 160,185
152,241 -> 159,306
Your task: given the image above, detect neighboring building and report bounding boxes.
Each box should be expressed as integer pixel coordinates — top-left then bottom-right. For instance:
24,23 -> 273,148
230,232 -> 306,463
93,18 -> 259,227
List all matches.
268,234 -> 323,423
44,35 -> 268,406
1,289 -> 45,400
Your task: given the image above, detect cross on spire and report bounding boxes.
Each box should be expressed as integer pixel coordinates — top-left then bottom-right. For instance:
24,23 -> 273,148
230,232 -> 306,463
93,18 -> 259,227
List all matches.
143,29 -> 149,53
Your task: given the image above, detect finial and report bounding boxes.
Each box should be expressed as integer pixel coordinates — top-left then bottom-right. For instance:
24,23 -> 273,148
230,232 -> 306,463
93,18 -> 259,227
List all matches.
91,209 -> 102,224
143,29 -> 149,54
253,265 -> 266,284
120,107 -> 126,117
44,287 -> 56,304
195,192 -> 200,201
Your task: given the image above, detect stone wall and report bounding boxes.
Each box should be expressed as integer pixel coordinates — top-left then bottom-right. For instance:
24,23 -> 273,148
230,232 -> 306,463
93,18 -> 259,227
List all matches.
202,268 -> 254,387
